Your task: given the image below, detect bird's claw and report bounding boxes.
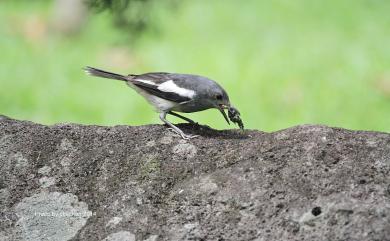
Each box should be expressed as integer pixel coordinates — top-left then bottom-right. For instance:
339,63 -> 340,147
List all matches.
167,128 -> 199,140
182,134 -> 199,140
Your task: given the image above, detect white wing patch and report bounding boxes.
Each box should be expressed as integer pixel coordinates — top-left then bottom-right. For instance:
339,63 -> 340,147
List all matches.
157,80 -> 195,98
133,79 -> 157,86
127,82 -> 177,111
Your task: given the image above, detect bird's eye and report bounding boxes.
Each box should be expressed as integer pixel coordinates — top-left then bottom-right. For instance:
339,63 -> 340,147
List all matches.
215,94 -> 223,100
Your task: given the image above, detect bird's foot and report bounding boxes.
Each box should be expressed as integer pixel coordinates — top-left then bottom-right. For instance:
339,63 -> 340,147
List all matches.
182,134 -> 199,140
167,128 -> 199,140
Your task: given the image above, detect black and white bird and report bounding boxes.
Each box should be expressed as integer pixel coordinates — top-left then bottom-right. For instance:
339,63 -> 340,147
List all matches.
84,66 -> 234,139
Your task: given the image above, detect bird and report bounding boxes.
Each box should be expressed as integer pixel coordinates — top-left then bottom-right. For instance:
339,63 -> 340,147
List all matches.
84,66 -> 234,139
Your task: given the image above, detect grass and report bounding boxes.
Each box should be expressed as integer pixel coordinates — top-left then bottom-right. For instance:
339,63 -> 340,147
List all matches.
1,0 -> 390,132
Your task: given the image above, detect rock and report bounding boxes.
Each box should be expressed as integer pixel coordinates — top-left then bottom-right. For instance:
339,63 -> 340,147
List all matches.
13,191 -> 92,241
0,117 -> 389,241
101,231 -> 135,241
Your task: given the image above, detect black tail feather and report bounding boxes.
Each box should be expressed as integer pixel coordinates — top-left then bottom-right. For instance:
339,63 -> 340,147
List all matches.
84,66 -> 126,81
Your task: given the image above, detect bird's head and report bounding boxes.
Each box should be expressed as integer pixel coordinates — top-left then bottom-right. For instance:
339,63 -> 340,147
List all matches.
209,88 -> 231,125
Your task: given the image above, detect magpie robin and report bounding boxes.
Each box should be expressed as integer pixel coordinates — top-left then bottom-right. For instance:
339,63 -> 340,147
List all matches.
84,66 -> 239,139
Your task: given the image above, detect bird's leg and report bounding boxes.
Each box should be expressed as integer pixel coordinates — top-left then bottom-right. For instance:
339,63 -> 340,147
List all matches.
168,111 -> 197,124
159,112 -> 199,140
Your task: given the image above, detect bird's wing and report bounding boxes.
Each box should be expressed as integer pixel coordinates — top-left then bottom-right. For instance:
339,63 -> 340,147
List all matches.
128,73 -> 196,103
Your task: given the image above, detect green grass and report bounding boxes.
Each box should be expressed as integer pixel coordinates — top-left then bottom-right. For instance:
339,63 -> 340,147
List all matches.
1,0 -> 390,132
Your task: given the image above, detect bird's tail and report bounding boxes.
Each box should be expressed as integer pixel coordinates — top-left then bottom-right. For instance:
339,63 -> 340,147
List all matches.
84,66 -> 126,81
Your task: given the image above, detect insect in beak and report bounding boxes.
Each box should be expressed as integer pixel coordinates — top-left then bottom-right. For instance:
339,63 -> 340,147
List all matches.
218,104 -> 230,125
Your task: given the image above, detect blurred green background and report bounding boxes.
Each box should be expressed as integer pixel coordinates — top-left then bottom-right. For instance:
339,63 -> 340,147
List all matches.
1,0 -> 390,132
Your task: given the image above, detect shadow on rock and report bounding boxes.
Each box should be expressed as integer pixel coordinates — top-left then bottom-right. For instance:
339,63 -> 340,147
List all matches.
173,123 -> 251,140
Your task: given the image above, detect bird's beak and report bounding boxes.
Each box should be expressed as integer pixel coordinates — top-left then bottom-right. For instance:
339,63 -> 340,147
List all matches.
218,104 -> 230,125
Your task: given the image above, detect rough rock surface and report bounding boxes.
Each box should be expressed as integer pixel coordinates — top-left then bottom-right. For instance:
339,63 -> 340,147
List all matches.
0,115 -> 389,241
